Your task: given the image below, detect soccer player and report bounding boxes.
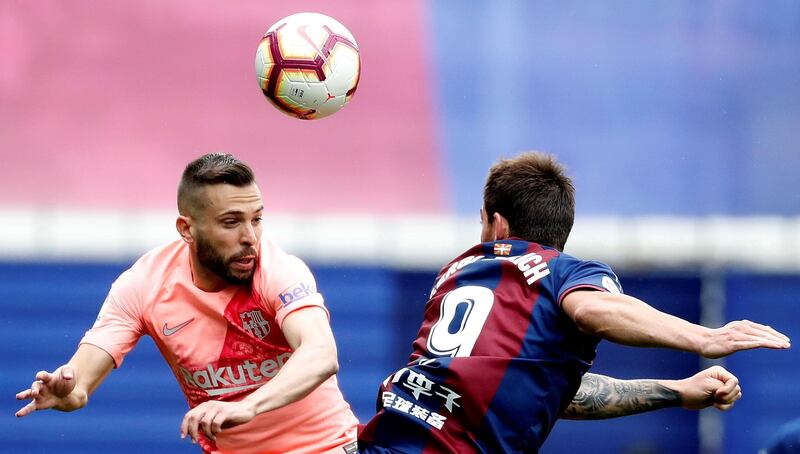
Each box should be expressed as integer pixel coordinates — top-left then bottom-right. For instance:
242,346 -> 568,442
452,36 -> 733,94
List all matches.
15,153 -> 358,454
358,152 -> 790,453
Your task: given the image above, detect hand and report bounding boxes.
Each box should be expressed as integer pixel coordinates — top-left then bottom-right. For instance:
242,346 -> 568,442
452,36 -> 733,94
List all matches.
180,399 -> 257,443
700,320 -> 790,359
15,366 -> 79,417
672,365 -> 741,411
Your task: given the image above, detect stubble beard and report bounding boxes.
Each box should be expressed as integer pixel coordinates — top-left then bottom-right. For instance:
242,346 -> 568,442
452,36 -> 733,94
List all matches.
195,234 -> 256,285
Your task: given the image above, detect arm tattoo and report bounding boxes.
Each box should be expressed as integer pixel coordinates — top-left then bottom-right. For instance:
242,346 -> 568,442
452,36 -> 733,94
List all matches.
562,373 -> 681,420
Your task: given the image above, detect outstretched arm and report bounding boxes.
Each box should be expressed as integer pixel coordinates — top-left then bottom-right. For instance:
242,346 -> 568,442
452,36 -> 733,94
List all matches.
561,290 -> 790,358
15,343 -> 115,417
562,365 -> 741,420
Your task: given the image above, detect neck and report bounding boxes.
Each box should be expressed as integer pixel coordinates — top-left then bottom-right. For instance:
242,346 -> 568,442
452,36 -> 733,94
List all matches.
189,253 -> 229,292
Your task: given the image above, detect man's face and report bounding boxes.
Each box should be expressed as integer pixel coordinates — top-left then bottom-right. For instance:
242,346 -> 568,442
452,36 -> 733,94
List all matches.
191,183 -> 263,285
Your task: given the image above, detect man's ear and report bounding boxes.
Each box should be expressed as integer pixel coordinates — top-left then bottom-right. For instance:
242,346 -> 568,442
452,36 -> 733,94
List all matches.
176,215 -> 194,244
493,212 -> 511,240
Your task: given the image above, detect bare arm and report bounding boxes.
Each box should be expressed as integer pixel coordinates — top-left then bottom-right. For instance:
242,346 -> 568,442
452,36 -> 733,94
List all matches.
15,343 -> 115,417
180,306 -> 339,443
563,366 -> 741,420
562,373 -> 680,419
240,306 -> 339,413
561,290 -> 790,358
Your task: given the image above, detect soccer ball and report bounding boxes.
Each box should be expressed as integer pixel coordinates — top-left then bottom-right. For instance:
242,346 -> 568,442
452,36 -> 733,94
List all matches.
254,12 -> 361,120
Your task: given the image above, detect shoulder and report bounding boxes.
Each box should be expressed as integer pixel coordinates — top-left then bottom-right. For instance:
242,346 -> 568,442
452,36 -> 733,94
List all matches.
114,239 -> 187,296
551,250 -> 613,274
254,238 -> 325,325
255,238 -> 317,295
430,242 -> 489,291
551,250 -> 623,295
258,238 -> 311,273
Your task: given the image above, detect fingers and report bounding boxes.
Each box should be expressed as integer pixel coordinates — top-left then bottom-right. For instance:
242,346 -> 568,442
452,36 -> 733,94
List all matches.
714,390 -> 742,411
706,365 -> 741,411
15,401 -> 38,418
704,365 -> 734,385
181,402 -> 233,444
186,409 -> 200,444
714,376 -> 740,404
15,379 -> 51,417
703,365 -> 731,381
200,408 -> 223,441
30,380 -> 43,398
730,340 -> 786,352
14,369 -> 70,418
705,321 -> 791,358
741,320 -> 790,343
209,410 -> 225,440
180,409 -> 193,442
59,366 -> 75,382
35,367 -> 74,388
35,370 -> 54,384
15,388 -> 33,400
188,412 -> 200,444
181,405 -> 210,444
689,365 -> 744,412
730,320 -> 791,349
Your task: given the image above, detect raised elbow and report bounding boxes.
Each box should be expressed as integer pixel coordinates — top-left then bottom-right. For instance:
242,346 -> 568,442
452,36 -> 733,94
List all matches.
570,300 -> 610,336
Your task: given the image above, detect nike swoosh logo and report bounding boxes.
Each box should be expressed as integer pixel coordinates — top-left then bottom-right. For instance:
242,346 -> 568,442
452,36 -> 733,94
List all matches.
297,24 -> 328,64
163,318 -> 195,336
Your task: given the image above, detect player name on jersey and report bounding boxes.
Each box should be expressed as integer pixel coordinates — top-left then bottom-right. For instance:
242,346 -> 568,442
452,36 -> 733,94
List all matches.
431,251 -> 550,298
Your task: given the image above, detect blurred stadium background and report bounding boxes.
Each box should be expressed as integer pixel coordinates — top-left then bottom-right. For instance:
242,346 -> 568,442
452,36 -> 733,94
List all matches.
2,1 -> 799,453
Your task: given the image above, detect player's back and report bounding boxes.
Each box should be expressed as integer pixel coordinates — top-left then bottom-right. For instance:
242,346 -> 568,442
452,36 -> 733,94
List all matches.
359,239 -> 621,453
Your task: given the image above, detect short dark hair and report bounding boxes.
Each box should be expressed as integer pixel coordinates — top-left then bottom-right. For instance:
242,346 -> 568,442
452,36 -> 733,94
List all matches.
483,152 -> 575,250
177,153 -> 255,216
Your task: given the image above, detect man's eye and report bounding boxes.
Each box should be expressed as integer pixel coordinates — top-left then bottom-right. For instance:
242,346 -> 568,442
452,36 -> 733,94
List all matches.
223,220 -> 238,227
253,217 -> 263,224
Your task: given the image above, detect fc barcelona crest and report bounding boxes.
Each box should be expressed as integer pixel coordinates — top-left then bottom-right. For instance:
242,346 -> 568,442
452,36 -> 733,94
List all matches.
239,310 -> 270,340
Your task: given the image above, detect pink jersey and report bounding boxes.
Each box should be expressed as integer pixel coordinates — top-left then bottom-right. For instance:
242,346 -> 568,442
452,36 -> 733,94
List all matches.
81,239 -> 358,453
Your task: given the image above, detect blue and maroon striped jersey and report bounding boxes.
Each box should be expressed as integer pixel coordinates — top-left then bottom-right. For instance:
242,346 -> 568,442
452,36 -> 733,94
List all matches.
359,239 -> 622,453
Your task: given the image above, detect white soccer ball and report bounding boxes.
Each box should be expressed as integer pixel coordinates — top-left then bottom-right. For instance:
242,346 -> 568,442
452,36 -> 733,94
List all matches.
255,12 -> 361,120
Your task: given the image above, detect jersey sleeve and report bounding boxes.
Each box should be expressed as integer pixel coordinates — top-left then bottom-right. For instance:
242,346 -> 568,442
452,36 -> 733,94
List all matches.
259,254 -> 328,328
79,269 -> 145,367
556,257 -> 623,306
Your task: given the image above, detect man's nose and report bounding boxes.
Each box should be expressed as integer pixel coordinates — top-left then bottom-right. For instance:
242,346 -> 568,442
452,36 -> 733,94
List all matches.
241,223 -> 256,245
